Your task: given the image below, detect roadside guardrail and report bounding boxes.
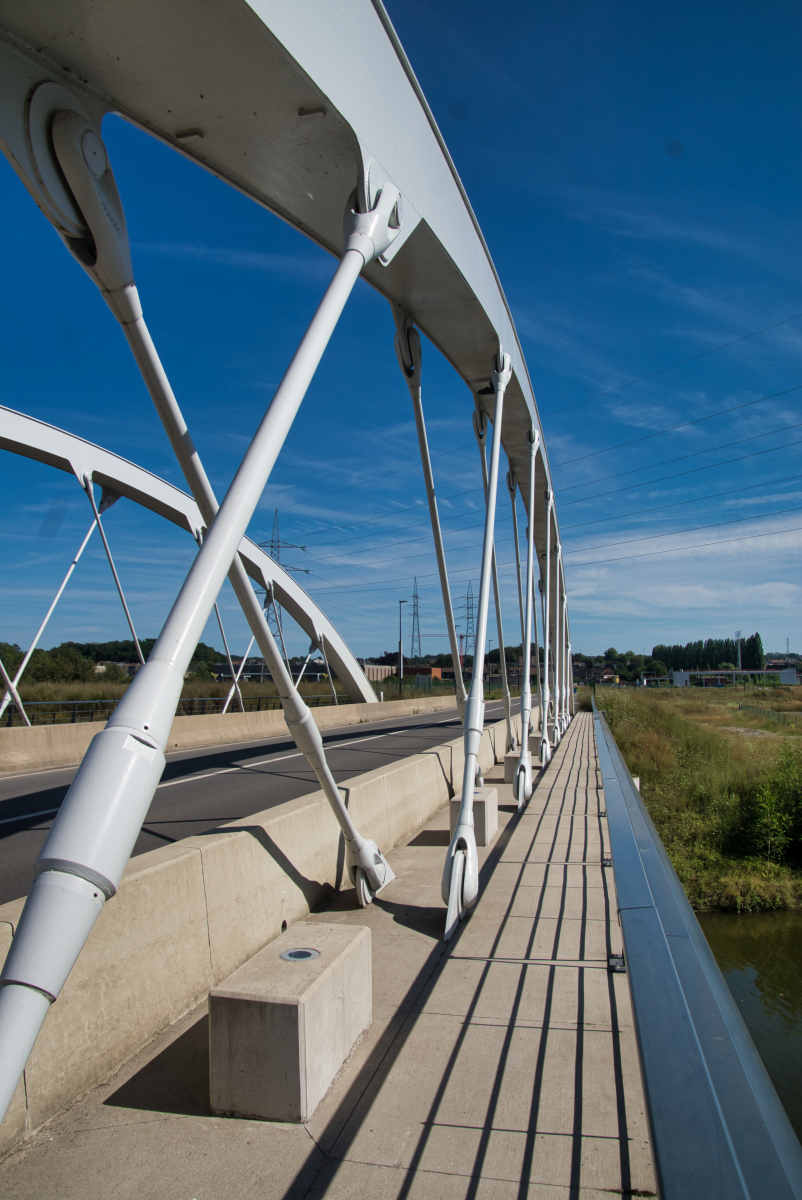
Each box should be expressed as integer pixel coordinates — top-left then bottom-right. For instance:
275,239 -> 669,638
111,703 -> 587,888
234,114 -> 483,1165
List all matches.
593,699 -> 802,1199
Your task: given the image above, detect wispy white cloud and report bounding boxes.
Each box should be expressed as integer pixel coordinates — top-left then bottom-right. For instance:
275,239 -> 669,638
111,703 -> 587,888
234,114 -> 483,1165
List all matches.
132,241 -> 329,281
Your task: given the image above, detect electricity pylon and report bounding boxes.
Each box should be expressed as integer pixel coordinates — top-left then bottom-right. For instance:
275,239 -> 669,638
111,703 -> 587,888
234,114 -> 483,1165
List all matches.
410,577 -> 422,660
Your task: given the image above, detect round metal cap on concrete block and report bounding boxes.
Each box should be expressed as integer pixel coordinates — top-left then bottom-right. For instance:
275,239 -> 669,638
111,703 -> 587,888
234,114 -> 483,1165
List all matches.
279,948 -> 320,962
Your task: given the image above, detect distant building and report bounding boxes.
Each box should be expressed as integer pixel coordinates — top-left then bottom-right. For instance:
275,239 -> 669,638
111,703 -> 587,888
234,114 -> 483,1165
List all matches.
362,663 -> 396,682
94,661 -> 140,678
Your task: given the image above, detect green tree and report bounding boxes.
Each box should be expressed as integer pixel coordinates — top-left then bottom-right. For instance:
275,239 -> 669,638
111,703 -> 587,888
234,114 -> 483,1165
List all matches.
0,642 -> 23,676
100,662 -> 128,682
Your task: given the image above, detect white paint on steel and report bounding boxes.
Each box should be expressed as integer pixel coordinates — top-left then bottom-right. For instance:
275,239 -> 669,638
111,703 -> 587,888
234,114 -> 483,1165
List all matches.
0,406 -> 375,705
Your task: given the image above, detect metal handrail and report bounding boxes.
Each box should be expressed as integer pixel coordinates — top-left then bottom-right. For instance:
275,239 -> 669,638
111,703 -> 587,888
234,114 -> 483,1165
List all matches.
2,694 -> 354,727
592,699 -> 802,1199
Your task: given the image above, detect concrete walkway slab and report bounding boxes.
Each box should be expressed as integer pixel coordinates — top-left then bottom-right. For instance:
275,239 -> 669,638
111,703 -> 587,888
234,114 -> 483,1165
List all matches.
0,712 -> 656,1198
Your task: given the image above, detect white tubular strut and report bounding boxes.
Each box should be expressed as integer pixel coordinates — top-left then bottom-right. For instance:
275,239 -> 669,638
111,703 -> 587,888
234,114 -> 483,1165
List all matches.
0,520 -> 96,721
213,600 -> 245,714
392,309 -> 468,720
512,430 -> 540,809
441,352 -> 512,941
473,401 -> 516,754
539,495 -> 554,765
83,480 -> 145,665
534,575 -> 544,734
46,112 -> 393,898
0,656 -> 30,727
557,551 -> 566,735
562,600 -> 570,730
0,141 -> 405,1127
507,468 -> 526,650
222,633 -> 254,715
551,542 -> 562,747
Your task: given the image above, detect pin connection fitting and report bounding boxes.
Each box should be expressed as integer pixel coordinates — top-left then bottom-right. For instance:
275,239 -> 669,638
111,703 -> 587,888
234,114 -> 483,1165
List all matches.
392,308 -> 422,388
343,182 -> 403,264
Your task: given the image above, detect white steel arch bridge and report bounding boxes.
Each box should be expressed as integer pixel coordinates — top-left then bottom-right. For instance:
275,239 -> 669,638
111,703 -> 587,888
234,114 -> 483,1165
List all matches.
0,0 -> 574,1124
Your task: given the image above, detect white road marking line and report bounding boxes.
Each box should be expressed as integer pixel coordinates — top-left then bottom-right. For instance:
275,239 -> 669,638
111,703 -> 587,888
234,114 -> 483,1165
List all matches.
0,806 -> 60,826
155,712 -> 467,789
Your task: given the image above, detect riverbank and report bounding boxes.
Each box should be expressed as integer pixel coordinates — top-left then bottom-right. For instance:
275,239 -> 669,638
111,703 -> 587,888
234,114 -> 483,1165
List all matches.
579,686 -> 802,911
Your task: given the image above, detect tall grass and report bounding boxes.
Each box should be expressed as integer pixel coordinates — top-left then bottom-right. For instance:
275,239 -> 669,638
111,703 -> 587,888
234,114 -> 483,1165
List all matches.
591,688 -> 802,911
16,677 -> 352,704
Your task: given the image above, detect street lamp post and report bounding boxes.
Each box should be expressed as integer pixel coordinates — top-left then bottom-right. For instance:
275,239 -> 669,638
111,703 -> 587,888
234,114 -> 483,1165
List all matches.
399,599 -> 408,696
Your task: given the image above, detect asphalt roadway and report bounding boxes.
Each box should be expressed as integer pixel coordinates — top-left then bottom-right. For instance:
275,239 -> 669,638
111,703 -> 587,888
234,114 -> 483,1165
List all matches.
0,700 -> 506,906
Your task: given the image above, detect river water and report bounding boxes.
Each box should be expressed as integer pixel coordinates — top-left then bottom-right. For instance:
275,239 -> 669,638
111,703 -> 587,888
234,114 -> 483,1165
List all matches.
699,910 -> 802,1139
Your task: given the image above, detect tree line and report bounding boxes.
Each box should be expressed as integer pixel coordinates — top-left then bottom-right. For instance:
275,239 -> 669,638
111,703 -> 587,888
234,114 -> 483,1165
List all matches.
0,639 -> 223,683
651,633 -> 764,672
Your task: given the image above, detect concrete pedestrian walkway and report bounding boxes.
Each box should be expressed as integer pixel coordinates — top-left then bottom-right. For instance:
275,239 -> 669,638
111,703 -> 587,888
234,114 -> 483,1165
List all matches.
0,712 -> 656,1198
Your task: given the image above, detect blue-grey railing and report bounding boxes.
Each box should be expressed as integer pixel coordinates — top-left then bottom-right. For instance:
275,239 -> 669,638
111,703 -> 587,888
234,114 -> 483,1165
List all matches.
593,700 -> 802,1200
3,693 -> 353,727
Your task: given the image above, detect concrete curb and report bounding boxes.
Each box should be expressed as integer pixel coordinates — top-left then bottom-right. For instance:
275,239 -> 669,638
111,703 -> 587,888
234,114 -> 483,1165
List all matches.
0,713 -> 516,1156
0,695 -> 458,775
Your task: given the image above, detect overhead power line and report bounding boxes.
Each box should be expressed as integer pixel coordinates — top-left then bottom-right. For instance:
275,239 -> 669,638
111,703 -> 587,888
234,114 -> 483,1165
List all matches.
563,520 -> 802,568
561,471 -> 802,531
559,436 -> 802,509
553,383 -> 802,469
567,504 -> 802,557
558,419 -> 802,494
543,312 -> 802,417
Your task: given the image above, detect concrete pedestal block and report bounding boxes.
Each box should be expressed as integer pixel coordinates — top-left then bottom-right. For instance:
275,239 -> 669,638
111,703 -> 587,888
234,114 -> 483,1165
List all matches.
450,787 -> 498,846
505,752 -> 543,783
209,923 -> 371,1123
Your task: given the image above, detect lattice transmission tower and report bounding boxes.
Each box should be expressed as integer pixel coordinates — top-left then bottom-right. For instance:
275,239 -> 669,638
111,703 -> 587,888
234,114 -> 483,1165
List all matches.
258,509 -> 308,667
410,577 -> 421,660
465,582 -> 476,660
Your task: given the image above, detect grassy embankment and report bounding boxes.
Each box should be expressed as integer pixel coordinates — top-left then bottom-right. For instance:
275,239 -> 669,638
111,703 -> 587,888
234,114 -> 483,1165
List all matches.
16,678 -> 351,704
15,677 -> 503,705
578,685 -> 802,911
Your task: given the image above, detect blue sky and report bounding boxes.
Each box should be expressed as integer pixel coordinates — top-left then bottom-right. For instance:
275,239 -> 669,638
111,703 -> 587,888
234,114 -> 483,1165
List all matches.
1,0 -> 801,665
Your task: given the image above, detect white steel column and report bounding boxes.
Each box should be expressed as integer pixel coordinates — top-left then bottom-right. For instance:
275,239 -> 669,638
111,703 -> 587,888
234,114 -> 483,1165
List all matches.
0,656 -> 30,727
49,114 -> 394,895
213,600 -> 245,714
392,310 -> 468,719
507,468 -> 526,654
83,479 -> 144,666
534,574 -> 543,733
552,544 -> 562,746
473,401 -> 516,754
0,520 -> 96,721
442,353 -> 511,941
539,496 -> 553,766
0,177 -> 405,1125
512,430 -> 539,808
222,633 -> 254,715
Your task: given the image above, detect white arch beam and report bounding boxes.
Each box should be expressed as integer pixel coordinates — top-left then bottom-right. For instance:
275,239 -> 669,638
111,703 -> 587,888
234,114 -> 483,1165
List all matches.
0,405 -> 376,704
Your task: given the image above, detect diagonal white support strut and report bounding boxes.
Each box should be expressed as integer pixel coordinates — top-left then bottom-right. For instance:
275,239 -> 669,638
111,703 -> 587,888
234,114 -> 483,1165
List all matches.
512,429 -> 539,809
392,309 -> 468,720
49,108 -> 388,893
0,519 -> 97,721
83,479 -> 144,665
442,352 -> 512,941
508,467 -> 526,653
0,656 -> 30,727
473,401 -> 516,754
0,129 -> 406,1124
540,495 -> 554,766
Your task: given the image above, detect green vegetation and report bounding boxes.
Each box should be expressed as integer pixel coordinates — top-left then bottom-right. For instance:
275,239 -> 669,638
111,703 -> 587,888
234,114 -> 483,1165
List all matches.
652,632 -> 764,671
0,638 -> 223,686
582,686 -> 802,912
574,647 -> 667,682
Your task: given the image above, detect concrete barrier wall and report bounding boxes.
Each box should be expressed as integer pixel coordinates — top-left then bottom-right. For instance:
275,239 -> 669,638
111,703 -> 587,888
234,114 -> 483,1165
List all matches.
0,694 -> 458,774
0,713 -> 515,1156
